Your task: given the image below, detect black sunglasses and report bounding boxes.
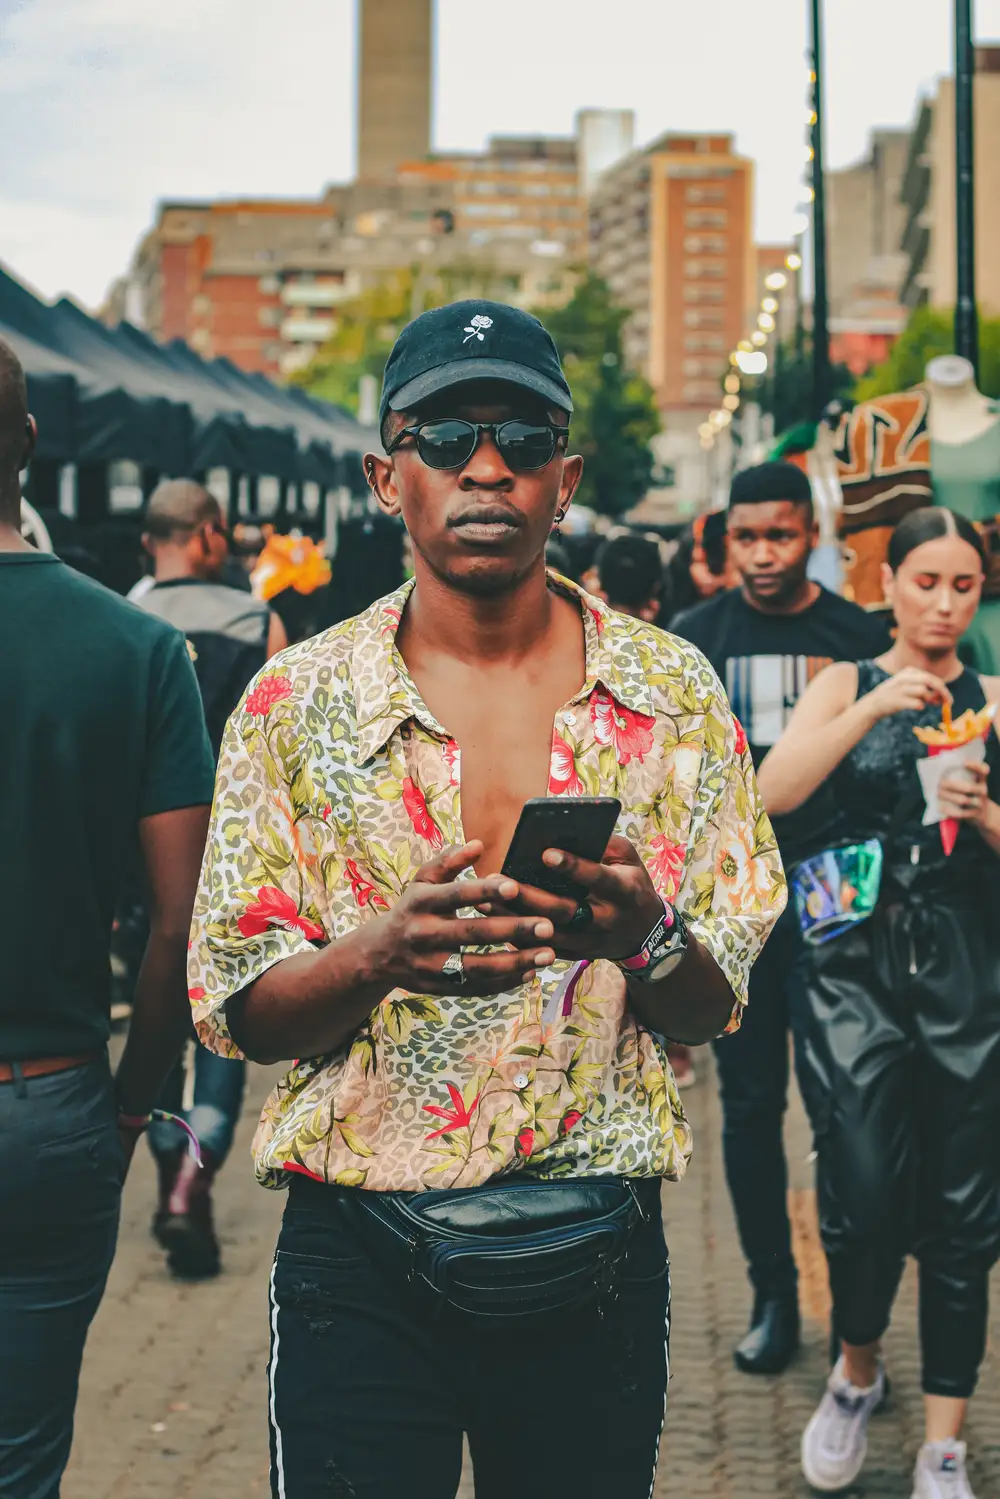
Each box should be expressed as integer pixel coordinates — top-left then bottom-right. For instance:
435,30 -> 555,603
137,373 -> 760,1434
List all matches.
386,418 -> 569,472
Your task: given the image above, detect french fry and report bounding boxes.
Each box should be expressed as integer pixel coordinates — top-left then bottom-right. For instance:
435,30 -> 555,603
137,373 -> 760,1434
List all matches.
912,702 -> 996,747
913,702 -> 996,855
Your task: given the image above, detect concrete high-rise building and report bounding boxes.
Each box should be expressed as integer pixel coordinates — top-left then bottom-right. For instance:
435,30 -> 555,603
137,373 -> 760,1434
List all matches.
397,134 -> 586,263
900,45 -> 1000,314
827,129 -> 909,318
589,132 -> 755,415
576,109 -> 635,197
357,0 -> 433,183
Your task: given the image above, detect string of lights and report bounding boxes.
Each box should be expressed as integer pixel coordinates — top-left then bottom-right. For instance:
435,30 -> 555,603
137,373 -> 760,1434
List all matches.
700,9 -> 819,456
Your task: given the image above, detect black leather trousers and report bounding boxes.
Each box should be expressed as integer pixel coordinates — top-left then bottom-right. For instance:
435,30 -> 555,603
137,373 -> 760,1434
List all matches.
801,877 -> 1000,1398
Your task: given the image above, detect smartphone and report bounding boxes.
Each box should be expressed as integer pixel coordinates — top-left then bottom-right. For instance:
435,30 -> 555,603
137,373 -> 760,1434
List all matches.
501,797 -> 622,902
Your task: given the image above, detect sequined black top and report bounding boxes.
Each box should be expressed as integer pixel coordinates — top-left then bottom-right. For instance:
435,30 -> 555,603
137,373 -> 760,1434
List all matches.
833,661 -> 1000,892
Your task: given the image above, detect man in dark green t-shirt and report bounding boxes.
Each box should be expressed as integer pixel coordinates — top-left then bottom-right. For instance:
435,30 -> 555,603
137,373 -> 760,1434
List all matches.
0,337 -> 215,1495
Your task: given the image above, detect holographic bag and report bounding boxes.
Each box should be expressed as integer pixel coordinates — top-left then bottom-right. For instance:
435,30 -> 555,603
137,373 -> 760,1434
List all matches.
789,841 -> 884,947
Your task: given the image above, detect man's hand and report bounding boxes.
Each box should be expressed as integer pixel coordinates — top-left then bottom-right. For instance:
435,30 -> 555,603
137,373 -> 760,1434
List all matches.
482,835 -> 664,963
229,840 -> 560,1062
362,841 -> 557,995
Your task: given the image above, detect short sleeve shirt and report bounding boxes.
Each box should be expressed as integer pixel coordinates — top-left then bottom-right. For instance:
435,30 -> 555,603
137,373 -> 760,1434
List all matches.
673,587 -> 892,863
189,576 -> 787,1191
0,552 -> 215,1059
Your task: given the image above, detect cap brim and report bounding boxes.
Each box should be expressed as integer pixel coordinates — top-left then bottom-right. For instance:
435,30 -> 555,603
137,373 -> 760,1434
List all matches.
389,358 -> 573,418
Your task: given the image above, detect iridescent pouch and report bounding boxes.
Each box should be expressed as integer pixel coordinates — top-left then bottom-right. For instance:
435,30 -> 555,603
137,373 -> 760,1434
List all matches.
789,840 -> 883,946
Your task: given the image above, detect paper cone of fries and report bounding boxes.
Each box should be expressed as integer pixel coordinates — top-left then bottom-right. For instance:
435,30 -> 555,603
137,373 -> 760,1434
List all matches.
913,700 -> 996,854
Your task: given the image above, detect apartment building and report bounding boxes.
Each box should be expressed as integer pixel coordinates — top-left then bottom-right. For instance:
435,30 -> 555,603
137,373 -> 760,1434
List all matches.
900,45 -> 1000,313
589,133 -> 755,417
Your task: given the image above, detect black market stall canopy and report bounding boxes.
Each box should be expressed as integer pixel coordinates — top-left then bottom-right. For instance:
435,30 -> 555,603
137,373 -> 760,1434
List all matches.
0,263 -> 376,489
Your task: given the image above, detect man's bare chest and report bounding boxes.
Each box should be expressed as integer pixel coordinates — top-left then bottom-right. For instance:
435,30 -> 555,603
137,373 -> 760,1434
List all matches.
428,679 -> 579,876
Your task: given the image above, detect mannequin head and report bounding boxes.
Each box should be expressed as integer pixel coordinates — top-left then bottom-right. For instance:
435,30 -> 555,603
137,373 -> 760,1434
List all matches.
882,507 -> 985,656
925,354 -> 978,392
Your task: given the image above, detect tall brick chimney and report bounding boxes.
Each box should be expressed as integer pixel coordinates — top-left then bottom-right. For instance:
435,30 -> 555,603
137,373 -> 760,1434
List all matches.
357,0 -> 433,182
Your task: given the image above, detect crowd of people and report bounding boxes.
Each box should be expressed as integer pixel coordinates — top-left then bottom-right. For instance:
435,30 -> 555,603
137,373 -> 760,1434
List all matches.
2,297 -> 999,1499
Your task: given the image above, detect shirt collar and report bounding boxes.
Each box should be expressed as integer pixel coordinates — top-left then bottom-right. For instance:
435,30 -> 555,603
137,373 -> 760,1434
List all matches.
352,571 -> 655,765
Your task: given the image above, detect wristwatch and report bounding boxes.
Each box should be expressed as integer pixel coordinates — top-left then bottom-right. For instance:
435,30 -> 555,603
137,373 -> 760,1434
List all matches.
617,899 -> 688,984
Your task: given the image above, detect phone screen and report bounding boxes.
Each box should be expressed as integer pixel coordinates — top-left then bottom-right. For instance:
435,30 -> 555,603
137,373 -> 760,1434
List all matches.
501,797 -> 621,901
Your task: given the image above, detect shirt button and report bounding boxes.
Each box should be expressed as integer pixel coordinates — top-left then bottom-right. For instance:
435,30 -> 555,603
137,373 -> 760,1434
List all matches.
513,1072 -> 530,1090
561,711 -> 575,726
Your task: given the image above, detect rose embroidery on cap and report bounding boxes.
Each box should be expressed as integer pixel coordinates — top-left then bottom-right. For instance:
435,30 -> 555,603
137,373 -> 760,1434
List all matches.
463,314 -> 493,344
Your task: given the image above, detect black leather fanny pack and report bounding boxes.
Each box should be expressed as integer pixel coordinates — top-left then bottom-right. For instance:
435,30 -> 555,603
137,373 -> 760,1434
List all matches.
341,1175 -> 659,1322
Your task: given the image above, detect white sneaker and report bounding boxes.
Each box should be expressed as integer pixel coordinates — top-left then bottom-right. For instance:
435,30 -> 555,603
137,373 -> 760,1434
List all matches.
912,1440 -> 977,1499
801,1356 -> 886,1492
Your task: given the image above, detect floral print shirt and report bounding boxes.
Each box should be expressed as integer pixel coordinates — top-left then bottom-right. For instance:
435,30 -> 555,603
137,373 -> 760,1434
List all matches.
189,575 -> 786,1191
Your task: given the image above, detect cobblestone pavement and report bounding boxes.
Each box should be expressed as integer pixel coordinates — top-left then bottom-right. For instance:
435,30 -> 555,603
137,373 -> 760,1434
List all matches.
66,1054 -> 1000,1499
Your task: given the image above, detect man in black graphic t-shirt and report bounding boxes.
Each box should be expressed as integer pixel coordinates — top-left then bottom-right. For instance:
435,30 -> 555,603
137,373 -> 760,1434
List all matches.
674,462 -> 889,1376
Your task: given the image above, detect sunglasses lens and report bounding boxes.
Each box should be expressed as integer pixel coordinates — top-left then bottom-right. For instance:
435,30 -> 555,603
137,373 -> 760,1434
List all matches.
414,420 -> 478,470
496,422 -> 558,470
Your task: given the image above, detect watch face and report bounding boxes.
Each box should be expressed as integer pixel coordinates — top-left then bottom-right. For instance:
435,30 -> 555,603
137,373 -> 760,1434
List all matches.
646,946 -> 686,983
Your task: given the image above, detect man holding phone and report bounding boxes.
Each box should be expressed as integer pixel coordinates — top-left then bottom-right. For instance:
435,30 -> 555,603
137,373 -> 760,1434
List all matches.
189,301 -> 785,1499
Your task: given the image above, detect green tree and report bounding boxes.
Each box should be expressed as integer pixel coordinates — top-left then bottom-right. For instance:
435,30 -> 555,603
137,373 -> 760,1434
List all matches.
854,305 -> 1000,402
539,274 -> 661,517
293,262 -> 522,412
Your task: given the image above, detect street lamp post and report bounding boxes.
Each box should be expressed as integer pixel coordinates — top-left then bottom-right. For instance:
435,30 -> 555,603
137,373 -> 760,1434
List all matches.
809,0 -> 831,418
955,0 -> 979,376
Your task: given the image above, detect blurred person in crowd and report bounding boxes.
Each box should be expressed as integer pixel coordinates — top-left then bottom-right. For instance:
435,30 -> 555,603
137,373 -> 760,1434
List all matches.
0,339 -> 214,1494
187,301 -> 784,1498
134,479 -> 285,1277
592,531 -> 664,623
663,509 -> 736,624
759,510 -> 1000,1499
592,532 -> 694,1086
673,461 -> 890,1375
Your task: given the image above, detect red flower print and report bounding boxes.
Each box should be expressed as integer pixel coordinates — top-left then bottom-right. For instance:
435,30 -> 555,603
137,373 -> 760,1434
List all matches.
558,1109 -> 582,1138
548,731 -> 584,796
346,859 -> 389,911
516,1126 -> 535,1157
733,718 -> 748,757
245,673 -> 293,718
442,739 -> 461,787
320,803 -> 332,822
402,777 -> 443,848
590,687 -> 655,766
423,1083 -> 482,1140
589,605 -> 605,636
647,835 -> 686,900
282,1161 -> 325,1183
188,986 -> 206,1002
237,886 -> 326,941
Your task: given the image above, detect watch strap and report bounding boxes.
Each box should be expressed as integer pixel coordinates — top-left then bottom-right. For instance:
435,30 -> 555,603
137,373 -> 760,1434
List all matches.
618,898 -> 677,974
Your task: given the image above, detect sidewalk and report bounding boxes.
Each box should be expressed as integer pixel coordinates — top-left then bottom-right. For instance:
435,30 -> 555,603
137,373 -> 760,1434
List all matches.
66,1056 -> 1000,1498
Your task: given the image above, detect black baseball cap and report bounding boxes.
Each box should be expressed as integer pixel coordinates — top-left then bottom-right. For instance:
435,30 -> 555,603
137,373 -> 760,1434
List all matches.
378,300 -> 573,429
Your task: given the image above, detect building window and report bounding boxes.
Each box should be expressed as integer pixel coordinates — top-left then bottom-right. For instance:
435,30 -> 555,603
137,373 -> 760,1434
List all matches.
523,183 -> 552,196
259,306 -> 282,327
685,208 -> 728,226
684,333 -> 725,351
682,285 -> 726,305
259,275 -> 280,294
682,358 -> 705,376
686,186 -> 727,204
685,260 -> 727,280
685,234 -> 727,253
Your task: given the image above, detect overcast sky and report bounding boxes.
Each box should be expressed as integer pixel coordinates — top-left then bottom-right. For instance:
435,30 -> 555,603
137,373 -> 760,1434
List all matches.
3,0 -> 1000,309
